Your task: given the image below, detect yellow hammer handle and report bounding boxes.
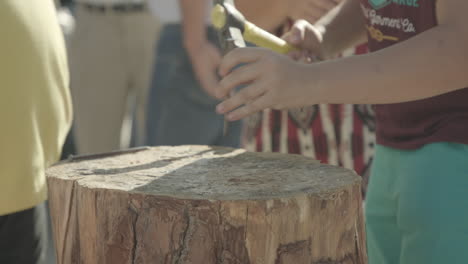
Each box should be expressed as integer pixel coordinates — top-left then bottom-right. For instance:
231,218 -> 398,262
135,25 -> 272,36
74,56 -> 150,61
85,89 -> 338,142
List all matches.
211,4 -> 297,55
243,22 -> 297,54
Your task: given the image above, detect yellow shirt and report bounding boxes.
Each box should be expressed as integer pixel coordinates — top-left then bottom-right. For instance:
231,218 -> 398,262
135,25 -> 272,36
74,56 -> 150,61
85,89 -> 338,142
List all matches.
0,0 -> 72,215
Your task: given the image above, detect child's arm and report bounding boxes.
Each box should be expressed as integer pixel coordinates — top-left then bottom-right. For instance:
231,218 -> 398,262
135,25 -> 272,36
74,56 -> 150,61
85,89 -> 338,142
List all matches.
216,0 -> 468,121
236,0 -> 344,33
313,0 -> 367,59
235,0 -> 290,33
180,0 -> 221,98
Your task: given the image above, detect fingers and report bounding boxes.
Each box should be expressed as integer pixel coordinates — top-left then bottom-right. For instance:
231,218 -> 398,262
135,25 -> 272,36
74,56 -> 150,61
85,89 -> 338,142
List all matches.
284,20 -> 321,49
216,61 -> 261,99
283,20 -> 308,47
199,68 -> 221,99
297,50 -> 312,64
216,81 -> 266,115
287,50 -> 303,60
192,49 -> 223,99
288,49 -> 315,62
218,47 -> 266,77
221,94 -> 271,121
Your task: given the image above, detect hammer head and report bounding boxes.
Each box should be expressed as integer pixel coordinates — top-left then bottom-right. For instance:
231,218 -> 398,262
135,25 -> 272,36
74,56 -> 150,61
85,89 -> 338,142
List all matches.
212,0 -> 246,136
211,1 -> 247,54
212,3 -> 246,35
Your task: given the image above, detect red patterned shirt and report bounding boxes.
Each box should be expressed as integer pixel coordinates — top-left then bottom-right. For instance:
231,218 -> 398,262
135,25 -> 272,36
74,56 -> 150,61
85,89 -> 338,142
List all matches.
242,44 -> 374,195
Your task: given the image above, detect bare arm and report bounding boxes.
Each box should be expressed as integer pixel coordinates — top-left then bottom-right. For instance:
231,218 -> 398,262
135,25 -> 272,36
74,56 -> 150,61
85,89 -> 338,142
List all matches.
235,0 -> 289,32
235,0 -> 347,34
316,0 -> 367,58
308,0 -> 468,104
180,0 -> 222,98
180,0 -> 208,53
215,0 -> 468,120
284,0 -> 367,60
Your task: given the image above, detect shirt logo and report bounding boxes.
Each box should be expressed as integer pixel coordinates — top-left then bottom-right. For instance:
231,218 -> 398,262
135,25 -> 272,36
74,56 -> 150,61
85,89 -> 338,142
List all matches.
361,5 -> 417,42
369,0 -> 420,10
369,0 -> 392,9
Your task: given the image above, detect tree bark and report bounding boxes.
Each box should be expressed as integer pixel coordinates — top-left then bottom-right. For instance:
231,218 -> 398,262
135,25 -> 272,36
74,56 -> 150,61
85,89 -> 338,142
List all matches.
47,145 -> 367,264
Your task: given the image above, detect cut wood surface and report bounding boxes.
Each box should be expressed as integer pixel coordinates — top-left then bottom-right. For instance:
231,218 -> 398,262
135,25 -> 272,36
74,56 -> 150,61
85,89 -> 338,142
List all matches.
47,145 -> 367,264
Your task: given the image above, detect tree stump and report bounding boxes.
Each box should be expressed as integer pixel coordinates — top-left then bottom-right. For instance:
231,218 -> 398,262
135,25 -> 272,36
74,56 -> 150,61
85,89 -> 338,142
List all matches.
47,145 -> 367,264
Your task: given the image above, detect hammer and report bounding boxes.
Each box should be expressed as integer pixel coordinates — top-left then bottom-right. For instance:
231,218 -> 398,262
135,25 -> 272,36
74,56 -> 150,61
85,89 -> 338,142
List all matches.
212,0 -> 297,136
211,1 -> 297,55
212,0 -> 246,137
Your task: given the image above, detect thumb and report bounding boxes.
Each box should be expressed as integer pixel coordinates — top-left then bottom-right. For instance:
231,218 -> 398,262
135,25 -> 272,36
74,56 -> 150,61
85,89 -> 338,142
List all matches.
288,20 -> 325,58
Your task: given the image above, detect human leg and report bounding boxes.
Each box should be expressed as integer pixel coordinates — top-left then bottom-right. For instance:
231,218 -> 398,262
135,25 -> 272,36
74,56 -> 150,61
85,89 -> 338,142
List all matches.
0,202 -> 51,264
70,7 -> 128,154
365,145 -> 402,264
395,143 -> 468,264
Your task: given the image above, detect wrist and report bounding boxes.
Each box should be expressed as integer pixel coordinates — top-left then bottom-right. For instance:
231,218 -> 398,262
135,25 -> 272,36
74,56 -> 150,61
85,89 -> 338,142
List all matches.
308,24 -> 328,60
302,63 -> 326,105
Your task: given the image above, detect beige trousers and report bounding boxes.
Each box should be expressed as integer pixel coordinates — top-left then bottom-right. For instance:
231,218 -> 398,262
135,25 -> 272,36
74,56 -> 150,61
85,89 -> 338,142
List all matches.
70,4 -> 160,154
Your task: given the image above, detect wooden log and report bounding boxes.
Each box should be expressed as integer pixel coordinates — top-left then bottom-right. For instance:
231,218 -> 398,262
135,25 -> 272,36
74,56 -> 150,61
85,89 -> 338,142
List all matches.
47,145 -> 367,264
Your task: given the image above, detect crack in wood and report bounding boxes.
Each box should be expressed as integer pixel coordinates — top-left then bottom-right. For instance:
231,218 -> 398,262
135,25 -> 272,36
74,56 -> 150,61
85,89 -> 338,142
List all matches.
130,210 -> 139,264
312,253 -> 355,264
354,214 -> 366,264
274,239 -> 312,264
216,202 -> 225,264
61,181 -> 76,264
174,206 -> 195,264
244,205 -> 249,242
94,191 -> 99,221
217,202 -> 223,230
215,202 -> 251,264
354,222 -> 360,264
66,146 -> 150,162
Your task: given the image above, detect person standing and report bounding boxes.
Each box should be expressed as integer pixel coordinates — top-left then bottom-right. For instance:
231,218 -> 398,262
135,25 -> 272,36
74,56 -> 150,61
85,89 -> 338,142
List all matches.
0,0 -> 72,262
216,0 -> 468,262
70,0 -> 159,154
145,0 -> 242,148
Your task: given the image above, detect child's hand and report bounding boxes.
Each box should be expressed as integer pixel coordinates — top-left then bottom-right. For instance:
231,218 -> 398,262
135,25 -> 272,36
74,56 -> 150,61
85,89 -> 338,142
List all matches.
283,20 -> 326,60
215,48 -> 316,121
187,41 -> 223,99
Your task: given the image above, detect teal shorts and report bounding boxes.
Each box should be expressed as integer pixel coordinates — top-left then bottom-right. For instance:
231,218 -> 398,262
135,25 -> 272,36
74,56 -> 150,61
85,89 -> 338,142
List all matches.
365,142 -> 468,264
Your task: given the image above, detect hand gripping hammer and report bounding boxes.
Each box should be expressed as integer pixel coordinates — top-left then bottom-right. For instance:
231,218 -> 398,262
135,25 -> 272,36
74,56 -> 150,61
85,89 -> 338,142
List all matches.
211,0 -> 297,135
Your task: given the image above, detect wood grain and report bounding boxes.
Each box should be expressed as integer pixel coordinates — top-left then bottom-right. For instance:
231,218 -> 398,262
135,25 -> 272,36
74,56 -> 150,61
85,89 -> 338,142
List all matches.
47,145 -> 367,264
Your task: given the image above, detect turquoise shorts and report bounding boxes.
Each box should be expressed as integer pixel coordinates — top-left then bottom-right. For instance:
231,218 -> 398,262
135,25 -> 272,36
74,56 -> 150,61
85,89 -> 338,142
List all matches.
365,142 -> 468,264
